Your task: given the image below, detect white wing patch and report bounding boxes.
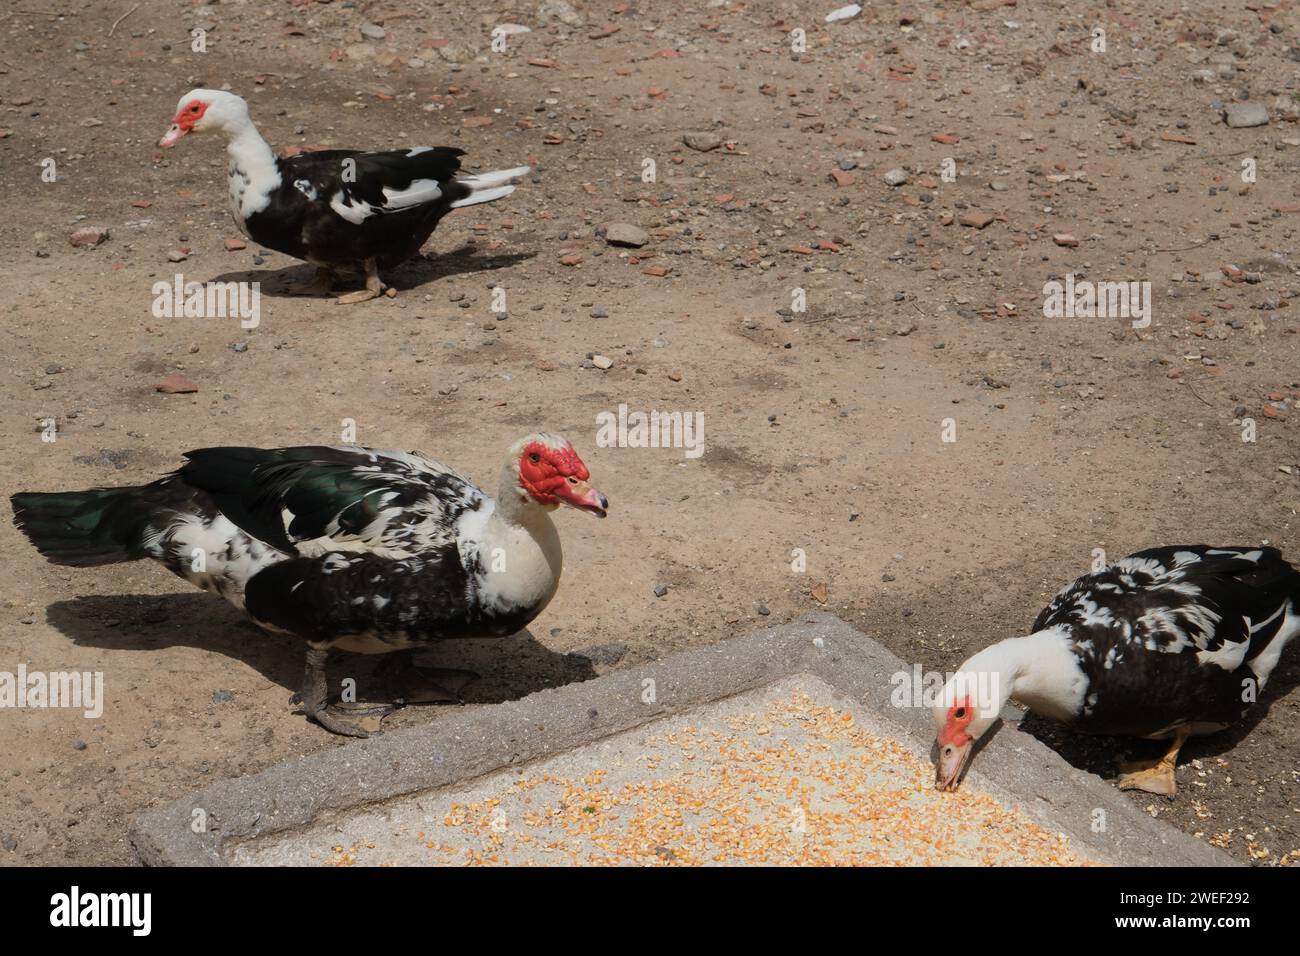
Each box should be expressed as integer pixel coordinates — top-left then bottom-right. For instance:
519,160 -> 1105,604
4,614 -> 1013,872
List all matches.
1207,548 -> 1263,562
162,512 -> 287,608
1249,604 -> 1300,689
380,178 -> 443,209
1075,596 -> 1116,629
1136,603 -> 1222,653
1195,631 -> 1250,671
329,190 -> 376,224
328,179 -> 443,223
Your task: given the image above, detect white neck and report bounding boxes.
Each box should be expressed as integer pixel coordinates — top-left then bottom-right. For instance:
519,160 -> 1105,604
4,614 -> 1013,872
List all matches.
956,628 -> 1085,723
225,120 -> 278,184
493,463 -> 550,529
464,470 -> 564,617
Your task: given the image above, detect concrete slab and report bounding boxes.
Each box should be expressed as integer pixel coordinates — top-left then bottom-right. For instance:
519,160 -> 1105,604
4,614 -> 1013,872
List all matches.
231,676 -> 1101,865
130,614 -> 1232,866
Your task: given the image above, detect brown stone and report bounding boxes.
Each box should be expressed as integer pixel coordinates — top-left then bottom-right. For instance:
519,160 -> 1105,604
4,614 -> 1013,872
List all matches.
603,223 -> 649,248
69,227 -> 109,247
155,374 -> 198,394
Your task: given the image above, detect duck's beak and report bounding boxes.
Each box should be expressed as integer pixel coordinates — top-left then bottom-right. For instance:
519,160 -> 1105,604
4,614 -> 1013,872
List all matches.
159,122 -> 187,148
555,477 -> 608,518
937,740 -> 973,792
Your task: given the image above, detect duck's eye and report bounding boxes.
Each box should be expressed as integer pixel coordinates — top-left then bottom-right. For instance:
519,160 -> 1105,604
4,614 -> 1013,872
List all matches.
955,707 -> 966,719
529,453 -> 540,463
190,105 -> 200,113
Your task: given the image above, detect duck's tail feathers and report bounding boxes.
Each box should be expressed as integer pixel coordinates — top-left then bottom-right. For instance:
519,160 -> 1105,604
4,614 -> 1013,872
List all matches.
11,488 -> 156,566
450,165 -> 531,208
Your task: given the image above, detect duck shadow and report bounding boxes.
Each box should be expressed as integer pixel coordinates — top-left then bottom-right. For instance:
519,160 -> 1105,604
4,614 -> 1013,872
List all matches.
207,246 -> 535,300
1014,656 -> 1300,779
45,593 -> 596,708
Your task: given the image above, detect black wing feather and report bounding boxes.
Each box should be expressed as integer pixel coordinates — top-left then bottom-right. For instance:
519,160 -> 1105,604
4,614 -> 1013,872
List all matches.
1033,545 -> 1300,735
244,549 -> 471,643
283,147 -> 465,210
176,445 -> 480,556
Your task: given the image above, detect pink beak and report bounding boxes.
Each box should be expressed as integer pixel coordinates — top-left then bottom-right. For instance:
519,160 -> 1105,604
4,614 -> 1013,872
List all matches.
937,740 -> 973,792
554,478 -> 608,518
159,123 -> 186,148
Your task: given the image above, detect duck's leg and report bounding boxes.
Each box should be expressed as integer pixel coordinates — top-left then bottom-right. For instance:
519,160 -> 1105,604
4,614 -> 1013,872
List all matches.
335,259 -> 384,304
294,646 -> 374,737
1118,726 -> 1190,798
287,266 -> 335,297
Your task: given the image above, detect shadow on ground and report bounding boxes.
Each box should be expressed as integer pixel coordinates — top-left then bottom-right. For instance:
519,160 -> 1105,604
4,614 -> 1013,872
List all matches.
207,247 -> 536,300
45,593 -> 597,711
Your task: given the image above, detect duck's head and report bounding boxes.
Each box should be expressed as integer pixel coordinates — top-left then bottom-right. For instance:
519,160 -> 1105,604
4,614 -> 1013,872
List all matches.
934,697 -> 983,791
931,664 -> 1010,791
159,89 -> 251,148
504,433 -> 608,518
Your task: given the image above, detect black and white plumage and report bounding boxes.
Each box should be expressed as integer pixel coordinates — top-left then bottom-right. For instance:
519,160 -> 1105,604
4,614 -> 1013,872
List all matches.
160,89 -> 529,303
12,435 -> 608,736
1028,546 -> 1299,734
935,546 -> 1300,796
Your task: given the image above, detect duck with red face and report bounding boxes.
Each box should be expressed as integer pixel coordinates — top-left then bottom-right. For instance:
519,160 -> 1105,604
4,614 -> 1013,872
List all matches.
12,433 -> 608,737
157,88 -> 530,304
932,546 -> 1300,798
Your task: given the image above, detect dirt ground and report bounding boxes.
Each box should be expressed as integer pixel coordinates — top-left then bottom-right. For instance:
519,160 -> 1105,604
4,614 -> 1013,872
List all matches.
1,0 -> 1297,867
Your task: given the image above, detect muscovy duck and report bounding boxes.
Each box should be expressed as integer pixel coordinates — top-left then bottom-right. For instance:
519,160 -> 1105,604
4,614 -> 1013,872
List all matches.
12,434 -> 607,736
934,545 -> 1300,796
159,89 -> 530,303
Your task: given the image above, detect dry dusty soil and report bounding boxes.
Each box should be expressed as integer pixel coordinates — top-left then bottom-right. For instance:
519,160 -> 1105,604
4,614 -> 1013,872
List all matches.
1,0 -> 1298,866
